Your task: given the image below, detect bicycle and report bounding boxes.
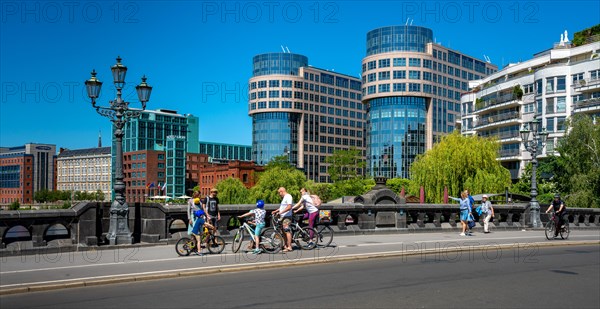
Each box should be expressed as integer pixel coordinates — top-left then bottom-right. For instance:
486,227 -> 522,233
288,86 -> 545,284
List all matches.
231,217 -> 284,254
175,225 -> 225,256
545,211 -> 570,240
296,212 -> 334,248
272,215 -> 318,250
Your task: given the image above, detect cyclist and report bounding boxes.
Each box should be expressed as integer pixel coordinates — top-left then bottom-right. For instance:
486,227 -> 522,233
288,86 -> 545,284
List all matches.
187,191 -> 201,228
238,200 -> 267,254
272,187 -> 293,252
292,188 -> 318,241
545,194 -> 567,238
191,208 -> 206,255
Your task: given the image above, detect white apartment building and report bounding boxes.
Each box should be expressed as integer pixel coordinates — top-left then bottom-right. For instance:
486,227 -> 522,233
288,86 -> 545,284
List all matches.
57,147 -> 111,201
460,34 -> 600,180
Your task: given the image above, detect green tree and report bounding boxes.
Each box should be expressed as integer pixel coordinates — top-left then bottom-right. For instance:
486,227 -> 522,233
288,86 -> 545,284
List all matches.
409,131 -> 512,203
34,189 -> 49,203
265,154 -> 294,170
329,178 -> 375,200
95,189 -> 105,201
386,178 -> 413,195
512,160 -> 558,204
555,114 -> 600,208
325,147 -> 365,182
215,177 -> 251,204
304,180 -> 333,203
9,199 -> 20,210
249,166 -> 307,204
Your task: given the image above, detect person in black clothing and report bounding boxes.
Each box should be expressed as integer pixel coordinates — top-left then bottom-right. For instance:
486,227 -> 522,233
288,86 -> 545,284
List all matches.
545,194 -> 567,237
202,188 -> 221,232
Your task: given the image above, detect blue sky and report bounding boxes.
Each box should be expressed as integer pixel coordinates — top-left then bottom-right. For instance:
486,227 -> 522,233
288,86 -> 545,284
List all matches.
1,0 -> 599,150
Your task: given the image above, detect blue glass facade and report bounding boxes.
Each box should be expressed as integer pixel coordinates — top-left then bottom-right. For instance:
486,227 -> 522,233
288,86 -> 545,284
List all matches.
367,97 -> 426,178
252,112 -> 300,166
366,26 -> 433,55
252,53 -> 308,77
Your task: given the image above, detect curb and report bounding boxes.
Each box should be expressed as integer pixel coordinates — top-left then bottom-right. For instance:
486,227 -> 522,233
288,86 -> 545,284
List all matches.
1,240 -> 598,296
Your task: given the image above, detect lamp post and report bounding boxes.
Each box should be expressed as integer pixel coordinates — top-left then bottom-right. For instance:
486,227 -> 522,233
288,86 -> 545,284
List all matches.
520,118 -> 549,228
85,56 -> 153,245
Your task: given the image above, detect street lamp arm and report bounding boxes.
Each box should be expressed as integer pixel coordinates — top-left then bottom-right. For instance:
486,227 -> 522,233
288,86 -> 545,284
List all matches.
123,110 -> 142,120
94,106 -> 117,121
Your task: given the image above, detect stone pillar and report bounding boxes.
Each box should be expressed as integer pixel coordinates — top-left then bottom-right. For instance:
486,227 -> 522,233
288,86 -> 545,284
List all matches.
433,212 -> 442,228
395,211 -> 407,229
358,213 -> 376,230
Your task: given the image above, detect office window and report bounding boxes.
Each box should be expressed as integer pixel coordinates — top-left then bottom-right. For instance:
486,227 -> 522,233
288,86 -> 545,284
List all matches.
393,70 -> 406,79
556,76 -> 566,92
546,77 -> 555,93
409,58 -> 421,67
408,71 -> 421,80
379,71 -> 390,80
378,84 -> 390,93
393,58 -> 406,66
378,59 -> 390,68
556,97 -> 566,113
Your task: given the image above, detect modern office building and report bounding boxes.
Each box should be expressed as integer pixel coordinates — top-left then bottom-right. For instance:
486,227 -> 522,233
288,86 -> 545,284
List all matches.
361,25 -> 497,178
0,143 -> 57,204
461,32 -> 600,179
119,108 -> 199,201
198,141 -> 252,162
248,52 -> 366,182
57,147 -> 111,201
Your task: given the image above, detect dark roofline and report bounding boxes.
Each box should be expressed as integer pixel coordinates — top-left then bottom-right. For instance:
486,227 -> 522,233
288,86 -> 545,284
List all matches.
58,147 -> 111,158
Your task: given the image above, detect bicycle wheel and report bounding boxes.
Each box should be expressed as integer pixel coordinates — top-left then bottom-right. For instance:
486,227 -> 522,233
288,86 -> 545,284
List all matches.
316,224 -> 334,248
260,227 -> 284,253
207,235 -> 226,254
560,223 -> 570,240
175,237 -> 193,256
544,220 -> 555,240
294,227 -> 317,250
231,229 -> 244,253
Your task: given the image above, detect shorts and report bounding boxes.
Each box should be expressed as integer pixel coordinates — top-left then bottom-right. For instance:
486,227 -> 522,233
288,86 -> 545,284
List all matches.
460,210 -> 469,221
282,217 -> 292,232
209,217 -> 218,229
192,217 -> 205,235
254,223 -> 265,237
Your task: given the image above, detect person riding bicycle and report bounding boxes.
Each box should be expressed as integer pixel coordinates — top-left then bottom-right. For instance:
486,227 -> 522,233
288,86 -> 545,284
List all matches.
238,200 -> 267,254
545,194 -> 567,238
292,188 -> 318,240
191,208 -> 206,255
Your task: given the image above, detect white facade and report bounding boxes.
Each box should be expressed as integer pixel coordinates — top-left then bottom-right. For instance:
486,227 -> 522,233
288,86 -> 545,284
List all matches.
461,39 -> 600,179
57,147 -> 111,201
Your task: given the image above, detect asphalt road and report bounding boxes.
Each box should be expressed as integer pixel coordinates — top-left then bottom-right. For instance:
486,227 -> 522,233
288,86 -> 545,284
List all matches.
1,245 -> 598,309
1,230 -> 599,292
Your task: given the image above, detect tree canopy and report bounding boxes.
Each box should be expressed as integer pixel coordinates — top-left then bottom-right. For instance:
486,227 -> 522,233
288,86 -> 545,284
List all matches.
215,177 -> 251,204
409,131 -> 512,203
325,147 -> 365,182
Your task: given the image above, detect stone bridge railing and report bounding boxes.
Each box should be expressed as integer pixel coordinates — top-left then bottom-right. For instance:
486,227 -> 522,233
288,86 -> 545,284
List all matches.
1,202 -> 599,252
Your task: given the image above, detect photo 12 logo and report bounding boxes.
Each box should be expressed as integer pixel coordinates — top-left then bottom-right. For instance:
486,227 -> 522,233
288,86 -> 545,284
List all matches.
200,1 -> 339,24
1,1 -> 140,24
401,1 -> 539,24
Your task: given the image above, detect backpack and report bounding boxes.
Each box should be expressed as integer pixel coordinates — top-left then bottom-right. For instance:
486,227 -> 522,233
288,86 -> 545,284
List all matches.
310,194 -> 322,207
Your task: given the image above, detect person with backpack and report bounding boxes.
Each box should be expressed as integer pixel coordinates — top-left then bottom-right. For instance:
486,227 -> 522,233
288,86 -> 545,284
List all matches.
292,187 -> 319,240
202,188 -> 221,233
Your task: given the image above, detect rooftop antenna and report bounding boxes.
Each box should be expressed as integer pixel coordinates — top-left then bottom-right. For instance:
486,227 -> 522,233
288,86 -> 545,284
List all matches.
483,55 -> 491,63
405,18 -> 409,25
410,19 -> 413,25
286,46 -> 290,53
281,45 -> 285,53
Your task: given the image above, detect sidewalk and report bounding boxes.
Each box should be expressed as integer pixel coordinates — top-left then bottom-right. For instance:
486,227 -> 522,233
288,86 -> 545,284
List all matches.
1,230 -> 599,295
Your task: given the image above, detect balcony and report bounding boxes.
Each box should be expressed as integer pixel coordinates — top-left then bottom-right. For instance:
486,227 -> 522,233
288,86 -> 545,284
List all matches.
479,130 -> 520,140
499,149 -> 520,158
475,111 -> 521,129
574,96 -> 600,114
573,78 -> 600,93
474,93 -> 520,113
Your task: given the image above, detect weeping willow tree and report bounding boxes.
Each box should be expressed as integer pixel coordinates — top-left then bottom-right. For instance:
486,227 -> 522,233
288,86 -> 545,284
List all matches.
409,131 -> 512,203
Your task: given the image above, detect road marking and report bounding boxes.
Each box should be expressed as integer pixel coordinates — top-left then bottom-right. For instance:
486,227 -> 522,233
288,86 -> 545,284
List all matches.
1,234 -> 598,275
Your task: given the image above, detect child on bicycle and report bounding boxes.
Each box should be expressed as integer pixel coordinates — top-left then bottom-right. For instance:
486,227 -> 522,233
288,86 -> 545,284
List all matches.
191,208 -> 206,255
238,200 -> 266,254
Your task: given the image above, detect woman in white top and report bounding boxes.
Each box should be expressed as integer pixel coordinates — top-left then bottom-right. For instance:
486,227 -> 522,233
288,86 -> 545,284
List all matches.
293,187 -> 319,238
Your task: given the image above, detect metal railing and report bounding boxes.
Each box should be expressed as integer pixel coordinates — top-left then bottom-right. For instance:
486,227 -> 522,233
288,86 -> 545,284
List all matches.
477,111 -> 521,127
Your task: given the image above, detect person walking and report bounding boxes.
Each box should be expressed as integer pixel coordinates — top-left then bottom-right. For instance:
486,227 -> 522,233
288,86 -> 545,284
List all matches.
480,194 -> 495,233
450,191 -> 471,236
272,187 -> 293,252
202,188 -> 221,232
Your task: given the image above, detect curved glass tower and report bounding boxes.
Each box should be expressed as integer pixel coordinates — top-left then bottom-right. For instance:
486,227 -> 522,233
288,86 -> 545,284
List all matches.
252,112 -> 299,166
362,25 -> 496,178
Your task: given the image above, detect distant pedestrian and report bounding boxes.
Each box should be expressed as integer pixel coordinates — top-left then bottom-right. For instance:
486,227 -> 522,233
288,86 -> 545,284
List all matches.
480,195 -> 495,233
450,191 -> 471,236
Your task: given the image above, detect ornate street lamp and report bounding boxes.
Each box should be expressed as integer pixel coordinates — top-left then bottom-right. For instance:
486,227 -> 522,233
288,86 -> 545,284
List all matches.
85,56 -> 152,245
520,118 -> 549,228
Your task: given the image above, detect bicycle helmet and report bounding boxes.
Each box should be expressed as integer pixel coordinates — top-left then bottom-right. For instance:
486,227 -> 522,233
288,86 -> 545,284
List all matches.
554,194 -> 560,198
194,209 -> 205,217
193,197 -> 201,205
256,200 -> 265,209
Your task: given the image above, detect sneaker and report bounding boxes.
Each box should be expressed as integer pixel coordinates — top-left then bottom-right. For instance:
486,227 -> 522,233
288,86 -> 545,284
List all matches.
460,233 -> 466,236
308,242 -> 315,247
253,248 -> 262,254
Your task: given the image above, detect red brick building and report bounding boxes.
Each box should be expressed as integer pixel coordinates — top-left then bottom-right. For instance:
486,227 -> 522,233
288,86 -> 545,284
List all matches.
123,150 -> 166,203
185,153 -> 264,196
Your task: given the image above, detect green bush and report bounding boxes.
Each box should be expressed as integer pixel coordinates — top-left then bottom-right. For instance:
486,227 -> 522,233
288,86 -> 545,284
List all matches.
62,201 -> 72,209
9,200 -> 20,210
